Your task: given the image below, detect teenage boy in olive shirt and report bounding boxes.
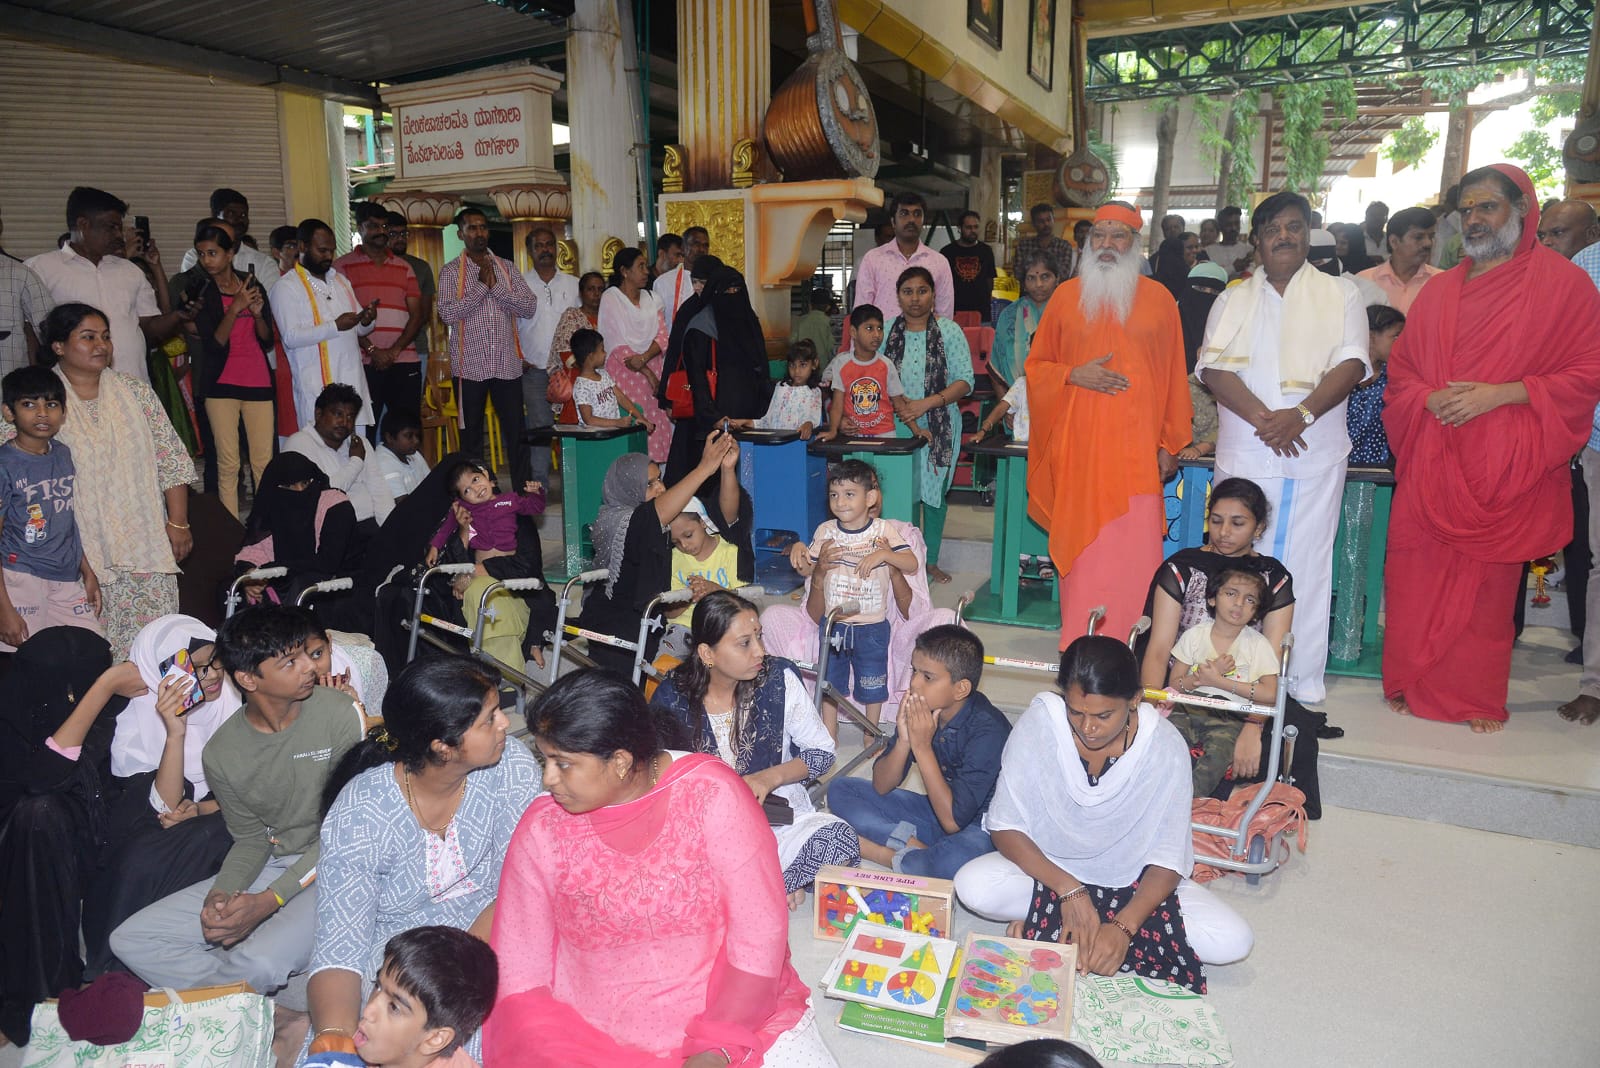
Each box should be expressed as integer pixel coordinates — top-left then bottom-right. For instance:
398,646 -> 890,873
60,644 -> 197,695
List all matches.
110,606 -> 362,1000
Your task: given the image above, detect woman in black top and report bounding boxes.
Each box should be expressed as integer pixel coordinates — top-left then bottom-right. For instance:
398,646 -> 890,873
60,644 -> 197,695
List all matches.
191,223 -> 276,520
579,429 -> 752,674
1138,477 -> 1325,817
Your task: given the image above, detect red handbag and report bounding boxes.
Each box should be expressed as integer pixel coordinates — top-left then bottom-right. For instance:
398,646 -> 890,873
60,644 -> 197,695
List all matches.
664,339 -> 718,419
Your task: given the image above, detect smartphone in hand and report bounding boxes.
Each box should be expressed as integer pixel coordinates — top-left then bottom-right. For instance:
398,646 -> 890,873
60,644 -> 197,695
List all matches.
158,650 -> 206,714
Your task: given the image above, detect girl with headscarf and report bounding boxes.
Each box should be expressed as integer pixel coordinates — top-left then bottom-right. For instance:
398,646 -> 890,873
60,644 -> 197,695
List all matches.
991,252 -> 1058,393
235,452 -> 359,605
1152,235 -> 1193,300
597,248 -> 673,462
659,264 -> 773,485
578,431 -> 751,675
883,267 -> 974,581
80,615 -> 240,975
0,628 -> 116,1044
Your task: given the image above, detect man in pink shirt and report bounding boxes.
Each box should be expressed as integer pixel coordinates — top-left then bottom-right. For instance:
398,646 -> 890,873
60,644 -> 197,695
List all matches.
334,203 -> 425,442
1357,206 -> 1442,314
853,191 -> 954,327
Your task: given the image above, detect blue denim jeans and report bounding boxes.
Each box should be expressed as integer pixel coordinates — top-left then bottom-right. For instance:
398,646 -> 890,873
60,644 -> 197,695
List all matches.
821,618 -> 890,704
827,776 -> 995,880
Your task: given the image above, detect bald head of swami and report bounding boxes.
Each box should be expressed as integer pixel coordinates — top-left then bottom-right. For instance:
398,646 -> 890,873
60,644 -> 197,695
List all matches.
1537,199 -> 1600,261
1079,201 -> 1145,324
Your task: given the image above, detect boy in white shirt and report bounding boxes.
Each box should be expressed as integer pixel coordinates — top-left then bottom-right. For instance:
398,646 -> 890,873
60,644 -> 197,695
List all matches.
803,460 -> 917,737
374,408 -> 430,507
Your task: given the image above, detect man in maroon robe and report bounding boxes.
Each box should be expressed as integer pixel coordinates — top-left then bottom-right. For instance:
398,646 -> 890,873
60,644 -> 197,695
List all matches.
1383,164 -> 1600,732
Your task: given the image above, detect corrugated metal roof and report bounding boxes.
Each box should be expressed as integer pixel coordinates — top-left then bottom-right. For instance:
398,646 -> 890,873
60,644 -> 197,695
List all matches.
7,0 -> 573,85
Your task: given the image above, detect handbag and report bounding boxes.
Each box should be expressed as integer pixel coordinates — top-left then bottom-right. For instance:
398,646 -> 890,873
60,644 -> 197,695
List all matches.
546,364 -> 577,405
762,792 -> 794,826
23,984 -> 274,1068
664,339 -> 718,419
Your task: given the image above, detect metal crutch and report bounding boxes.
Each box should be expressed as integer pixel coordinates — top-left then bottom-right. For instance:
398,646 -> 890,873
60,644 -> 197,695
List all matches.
405,563 -> 476,663
225,567 -> 286,618
295,576 -> 354,607
547,569 -> 611,684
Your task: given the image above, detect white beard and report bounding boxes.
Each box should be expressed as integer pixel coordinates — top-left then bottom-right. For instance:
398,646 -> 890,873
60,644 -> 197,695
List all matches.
1078,247 -> 1142,324
1462,214 -> 1523,262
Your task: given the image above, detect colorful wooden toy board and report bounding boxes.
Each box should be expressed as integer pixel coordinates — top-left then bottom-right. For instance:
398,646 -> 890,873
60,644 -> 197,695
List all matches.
813,865 -> 954,943
945,932 -> 1076,1045
821,921 -> 959,1019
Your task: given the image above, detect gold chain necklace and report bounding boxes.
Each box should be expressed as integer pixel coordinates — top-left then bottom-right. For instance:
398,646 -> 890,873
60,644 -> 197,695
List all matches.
403,768 -> 467,836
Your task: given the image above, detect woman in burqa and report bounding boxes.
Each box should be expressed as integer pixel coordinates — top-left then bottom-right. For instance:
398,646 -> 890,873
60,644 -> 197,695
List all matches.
362,452 -> 556,674
659,264 -> 774,486
0,628 -> 117,1044
1179,262 -> 1229,372
235,451 -> 361,609
1152,235 -> 1193,301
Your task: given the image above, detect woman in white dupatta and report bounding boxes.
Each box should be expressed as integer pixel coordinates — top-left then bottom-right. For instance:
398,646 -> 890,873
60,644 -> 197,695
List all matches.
596,247 -> 673,462
19,304 -> 195,660
954,636 -> 1252,994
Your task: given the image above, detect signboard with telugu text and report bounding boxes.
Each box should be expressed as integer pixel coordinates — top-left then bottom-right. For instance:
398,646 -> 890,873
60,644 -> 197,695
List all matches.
396,91 -> 530,181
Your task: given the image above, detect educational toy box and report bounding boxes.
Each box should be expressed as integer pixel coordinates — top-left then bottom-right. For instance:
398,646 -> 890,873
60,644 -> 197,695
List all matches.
820,920 -> 960,1019
945,932 -> 1076,1046
813,865 -> 955,943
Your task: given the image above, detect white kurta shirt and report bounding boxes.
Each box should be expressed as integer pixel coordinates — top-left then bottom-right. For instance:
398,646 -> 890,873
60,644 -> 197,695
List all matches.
516,268 -> 580,371
1200,277 -> 1370,480
284,427 -> 394,525
271,266 -> 375,430
652,265 -> 693,333
26,246 -> 158,385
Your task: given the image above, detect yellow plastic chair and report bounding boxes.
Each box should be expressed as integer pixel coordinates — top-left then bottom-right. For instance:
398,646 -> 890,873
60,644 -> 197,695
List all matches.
483,395 -> 507,472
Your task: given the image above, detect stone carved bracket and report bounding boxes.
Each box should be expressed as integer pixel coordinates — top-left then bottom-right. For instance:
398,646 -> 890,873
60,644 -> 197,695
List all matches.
488,183 -> 573,221
600,236 -> 627,275
732,139 -> 762,189
749,178 -> 882,287
375,192 -> 463,228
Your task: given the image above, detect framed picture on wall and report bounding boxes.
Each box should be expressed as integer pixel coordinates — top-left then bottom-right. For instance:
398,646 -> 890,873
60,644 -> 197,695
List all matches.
1028,0 -> 1056,89
968,0 -> 1003,50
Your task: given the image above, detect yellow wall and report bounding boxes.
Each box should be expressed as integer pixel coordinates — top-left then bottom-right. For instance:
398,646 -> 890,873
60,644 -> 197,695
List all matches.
842,0 -> 1071,150
277,90 -> 335,226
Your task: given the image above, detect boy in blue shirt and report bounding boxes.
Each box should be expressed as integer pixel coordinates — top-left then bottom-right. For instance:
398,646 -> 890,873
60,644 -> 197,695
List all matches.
0,366 -> 100,649
827,625 -> 1011,878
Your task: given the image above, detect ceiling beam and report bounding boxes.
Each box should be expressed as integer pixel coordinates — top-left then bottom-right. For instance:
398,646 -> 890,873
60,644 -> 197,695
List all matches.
0,1 -> 384,107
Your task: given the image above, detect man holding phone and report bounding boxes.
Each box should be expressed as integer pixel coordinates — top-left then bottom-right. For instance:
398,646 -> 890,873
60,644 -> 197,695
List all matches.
178,188 -> 281,290
271,219 -> 379,431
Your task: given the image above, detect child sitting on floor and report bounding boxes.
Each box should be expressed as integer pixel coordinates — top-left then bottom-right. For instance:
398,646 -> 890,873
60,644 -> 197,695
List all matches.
424,459 -> 545,574
728,339 -> 824,438
304,926 -> 498,1068
1165,566 -> 1279,798
816,304 -> 918,442
803,459 -> 918,737
827,625 -> 1011,878
570,328 -> 654,432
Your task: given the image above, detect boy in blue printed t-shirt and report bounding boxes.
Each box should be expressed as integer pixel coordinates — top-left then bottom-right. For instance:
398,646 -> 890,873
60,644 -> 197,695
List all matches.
0,366 -> 101,650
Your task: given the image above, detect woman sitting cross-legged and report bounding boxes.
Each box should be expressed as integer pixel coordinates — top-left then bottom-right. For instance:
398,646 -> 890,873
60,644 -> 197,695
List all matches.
650,590 -> 859,911
302,655 -> 542,1063
486,668 -> 836,1067
953,635 -> 1253,995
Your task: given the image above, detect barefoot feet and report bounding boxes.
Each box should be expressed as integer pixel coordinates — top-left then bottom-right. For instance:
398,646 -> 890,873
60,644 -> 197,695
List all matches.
787,888 -> 808,912
928,564 -> 952,584
1558,694 -> 1600,725
1386,696 -> 1411,716
1468,718 -> 1505,734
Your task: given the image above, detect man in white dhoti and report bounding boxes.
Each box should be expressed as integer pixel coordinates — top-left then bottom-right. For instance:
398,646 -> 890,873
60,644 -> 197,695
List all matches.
271,219 -> 378,431
1197,191 -> 1370,704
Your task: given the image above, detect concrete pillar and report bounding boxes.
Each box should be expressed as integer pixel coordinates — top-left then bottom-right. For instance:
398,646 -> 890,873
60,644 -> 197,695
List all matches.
973,146 -> 1004,272
677,0 -> 770,191
567,0 -> 640,272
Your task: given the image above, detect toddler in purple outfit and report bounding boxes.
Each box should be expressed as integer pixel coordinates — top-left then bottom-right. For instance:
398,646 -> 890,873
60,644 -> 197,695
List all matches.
424,459 -> 545,573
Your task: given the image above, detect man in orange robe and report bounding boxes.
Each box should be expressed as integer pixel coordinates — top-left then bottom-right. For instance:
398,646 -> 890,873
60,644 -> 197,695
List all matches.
1027,202 -> 1192,649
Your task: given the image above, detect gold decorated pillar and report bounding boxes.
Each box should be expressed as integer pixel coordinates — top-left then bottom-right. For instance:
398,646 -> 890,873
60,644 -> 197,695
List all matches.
488,184 -> 576,274
374,192 -> 461,463
677,0 -> 770,191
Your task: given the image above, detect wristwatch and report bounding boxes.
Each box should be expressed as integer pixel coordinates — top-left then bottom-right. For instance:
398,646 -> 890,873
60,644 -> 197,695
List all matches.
1296,403 -> 1315,426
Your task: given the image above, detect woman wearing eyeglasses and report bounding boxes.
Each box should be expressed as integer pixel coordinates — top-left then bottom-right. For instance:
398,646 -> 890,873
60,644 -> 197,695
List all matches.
79,614 -> 241,976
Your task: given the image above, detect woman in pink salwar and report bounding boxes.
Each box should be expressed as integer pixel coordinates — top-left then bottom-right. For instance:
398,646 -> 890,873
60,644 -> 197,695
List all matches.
761,515 -> 954,725
597,248 -> 673,462
485,669 -> 836,1068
